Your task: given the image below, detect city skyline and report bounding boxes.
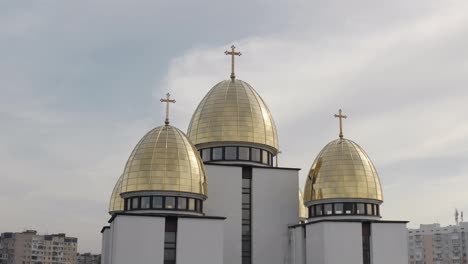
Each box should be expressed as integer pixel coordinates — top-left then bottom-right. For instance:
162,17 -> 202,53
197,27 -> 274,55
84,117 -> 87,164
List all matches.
1,0 -> 468,253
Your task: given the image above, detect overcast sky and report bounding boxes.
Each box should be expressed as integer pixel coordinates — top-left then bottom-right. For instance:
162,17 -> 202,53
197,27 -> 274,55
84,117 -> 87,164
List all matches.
1,0 -> 467,253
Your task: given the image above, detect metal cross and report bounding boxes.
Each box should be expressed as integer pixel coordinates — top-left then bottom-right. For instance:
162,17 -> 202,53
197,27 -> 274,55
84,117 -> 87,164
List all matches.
334,109 -> 348,138
160,93 -> 176,126
225,45 -> 242,80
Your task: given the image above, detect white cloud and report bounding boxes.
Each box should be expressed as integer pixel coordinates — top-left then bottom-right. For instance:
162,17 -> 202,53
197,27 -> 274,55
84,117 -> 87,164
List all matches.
160,1 -> 468,226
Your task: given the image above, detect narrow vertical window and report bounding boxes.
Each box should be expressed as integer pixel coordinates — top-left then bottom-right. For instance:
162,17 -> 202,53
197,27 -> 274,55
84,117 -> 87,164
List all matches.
225,147 -> 237,160
362,222 -> 371,264
188,199 -> 195,211
357,203 -> 365,214
251,148 -> 261,162
202,149 -> 211,162
239,147 -> 250,160
212,147 -> 223,160
164,217 -> 177,264
309,206 -> 315,217
177,197 -> 187,210
126,199 -> 131,210
153,196 -> 163,209
344,203 -> 354,214
316,204 -> 323,216
366,204 -> 373,215
261,150 -> 269,164
165,197 -> 175,209
141,197 -> 150,209
242,167 -> 252,264
131,197 -> 139,209
334,203 -> 343,214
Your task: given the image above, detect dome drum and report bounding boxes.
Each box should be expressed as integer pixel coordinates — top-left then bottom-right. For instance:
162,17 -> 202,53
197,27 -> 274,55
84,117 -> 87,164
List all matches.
198,144 -> 275,167
122,193 -> 204,216
306,200 -> 381,220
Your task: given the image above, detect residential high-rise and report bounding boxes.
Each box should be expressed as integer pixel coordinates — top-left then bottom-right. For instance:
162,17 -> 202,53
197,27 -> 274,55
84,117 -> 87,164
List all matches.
0,230 -> 77,264
77,253 -> 101,264
408,222 -> 468,264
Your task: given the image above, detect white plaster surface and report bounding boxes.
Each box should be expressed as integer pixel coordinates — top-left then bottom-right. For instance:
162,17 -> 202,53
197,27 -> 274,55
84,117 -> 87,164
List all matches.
203,165 -> 299,264
110,215 -> 165,264
252,167 -> 299,264
371,222 -> 408,264
204,165 -> 242,264
177,218 -> 224,264
306,222 -> 363,264
101,228 -> 111,264
289,226 -> 306,264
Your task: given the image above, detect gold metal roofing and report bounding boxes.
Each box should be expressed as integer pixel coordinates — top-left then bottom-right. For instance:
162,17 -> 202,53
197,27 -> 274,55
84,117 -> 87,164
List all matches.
299,190 -> 307,220
109,175 -> 124,213
108,125 -> 207,213
303,138 -> 383,203
187,79 -> 279,153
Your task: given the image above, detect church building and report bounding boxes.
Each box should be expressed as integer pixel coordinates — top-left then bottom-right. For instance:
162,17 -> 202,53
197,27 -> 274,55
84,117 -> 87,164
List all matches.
100,45 -> 408,264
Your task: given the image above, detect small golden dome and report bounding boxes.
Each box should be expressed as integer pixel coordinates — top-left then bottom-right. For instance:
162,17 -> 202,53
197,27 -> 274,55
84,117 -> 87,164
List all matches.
303,138 -> 383,203
299,190 -> 308,220
109,125 -> 207,213
187,79 -> 279,154
109,175 -> 124,213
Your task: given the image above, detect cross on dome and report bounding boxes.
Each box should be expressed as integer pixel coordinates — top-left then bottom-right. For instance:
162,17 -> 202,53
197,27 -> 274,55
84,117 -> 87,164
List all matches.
334,109 -> 348,138
225,45 -> 242,80
160,93 -> 176,126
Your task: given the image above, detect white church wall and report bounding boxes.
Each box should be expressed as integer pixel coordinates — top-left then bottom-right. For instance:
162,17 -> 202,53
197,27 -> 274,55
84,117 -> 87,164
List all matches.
204,165 -> 242,264
101,228 -> 111,264
289,226 -> 306,264
110,215 -> 165,264
371,222 -> 408,264
177,218 -> 224,264
252,167 -> 299,264
306,222 -> 363,264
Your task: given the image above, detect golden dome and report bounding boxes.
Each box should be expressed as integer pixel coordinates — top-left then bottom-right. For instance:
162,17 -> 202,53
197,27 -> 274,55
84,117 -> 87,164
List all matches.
109,175 -> 124,213
109,125 -> 207,213
299,190 -> 308,220
303,138 -> 383,203
187,79 -> 279,154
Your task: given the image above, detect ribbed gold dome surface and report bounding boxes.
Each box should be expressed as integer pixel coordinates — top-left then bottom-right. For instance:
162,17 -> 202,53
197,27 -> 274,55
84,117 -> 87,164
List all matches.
299,190 -> 307,220
109,125 -> 207,214
187,79 -> 279,153
303,138 -> 383,203
109,175 -> 124,213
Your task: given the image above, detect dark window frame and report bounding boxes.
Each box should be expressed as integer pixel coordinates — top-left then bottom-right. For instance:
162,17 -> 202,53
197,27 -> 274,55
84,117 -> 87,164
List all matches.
212,147 -> 224,161
362,222 -> 371,264
124,196 -> 203,213
308,202 -> 381,218
242,167 -> 252,264
164,217 -> 177,264
199,146 -> 275,166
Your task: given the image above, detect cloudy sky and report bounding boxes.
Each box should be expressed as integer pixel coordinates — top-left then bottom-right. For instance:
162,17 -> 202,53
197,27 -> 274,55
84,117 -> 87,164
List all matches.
1,0 -> 468,253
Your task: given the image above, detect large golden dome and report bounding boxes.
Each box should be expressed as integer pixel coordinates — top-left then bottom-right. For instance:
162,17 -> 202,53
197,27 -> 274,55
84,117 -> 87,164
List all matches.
187,79 -> 279,154
303,138 -> 383,203
109,175 -> 124,213
109,125 -> 207,213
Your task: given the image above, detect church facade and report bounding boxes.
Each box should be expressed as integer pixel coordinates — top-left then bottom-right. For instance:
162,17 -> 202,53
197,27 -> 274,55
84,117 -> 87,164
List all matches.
100,46 -> 408,264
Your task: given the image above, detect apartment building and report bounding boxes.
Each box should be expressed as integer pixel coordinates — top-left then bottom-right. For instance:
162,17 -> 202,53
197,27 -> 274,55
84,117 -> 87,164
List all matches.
0,230 -> 77,264
77,253 -> 100,264
408,222 -> 468,264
